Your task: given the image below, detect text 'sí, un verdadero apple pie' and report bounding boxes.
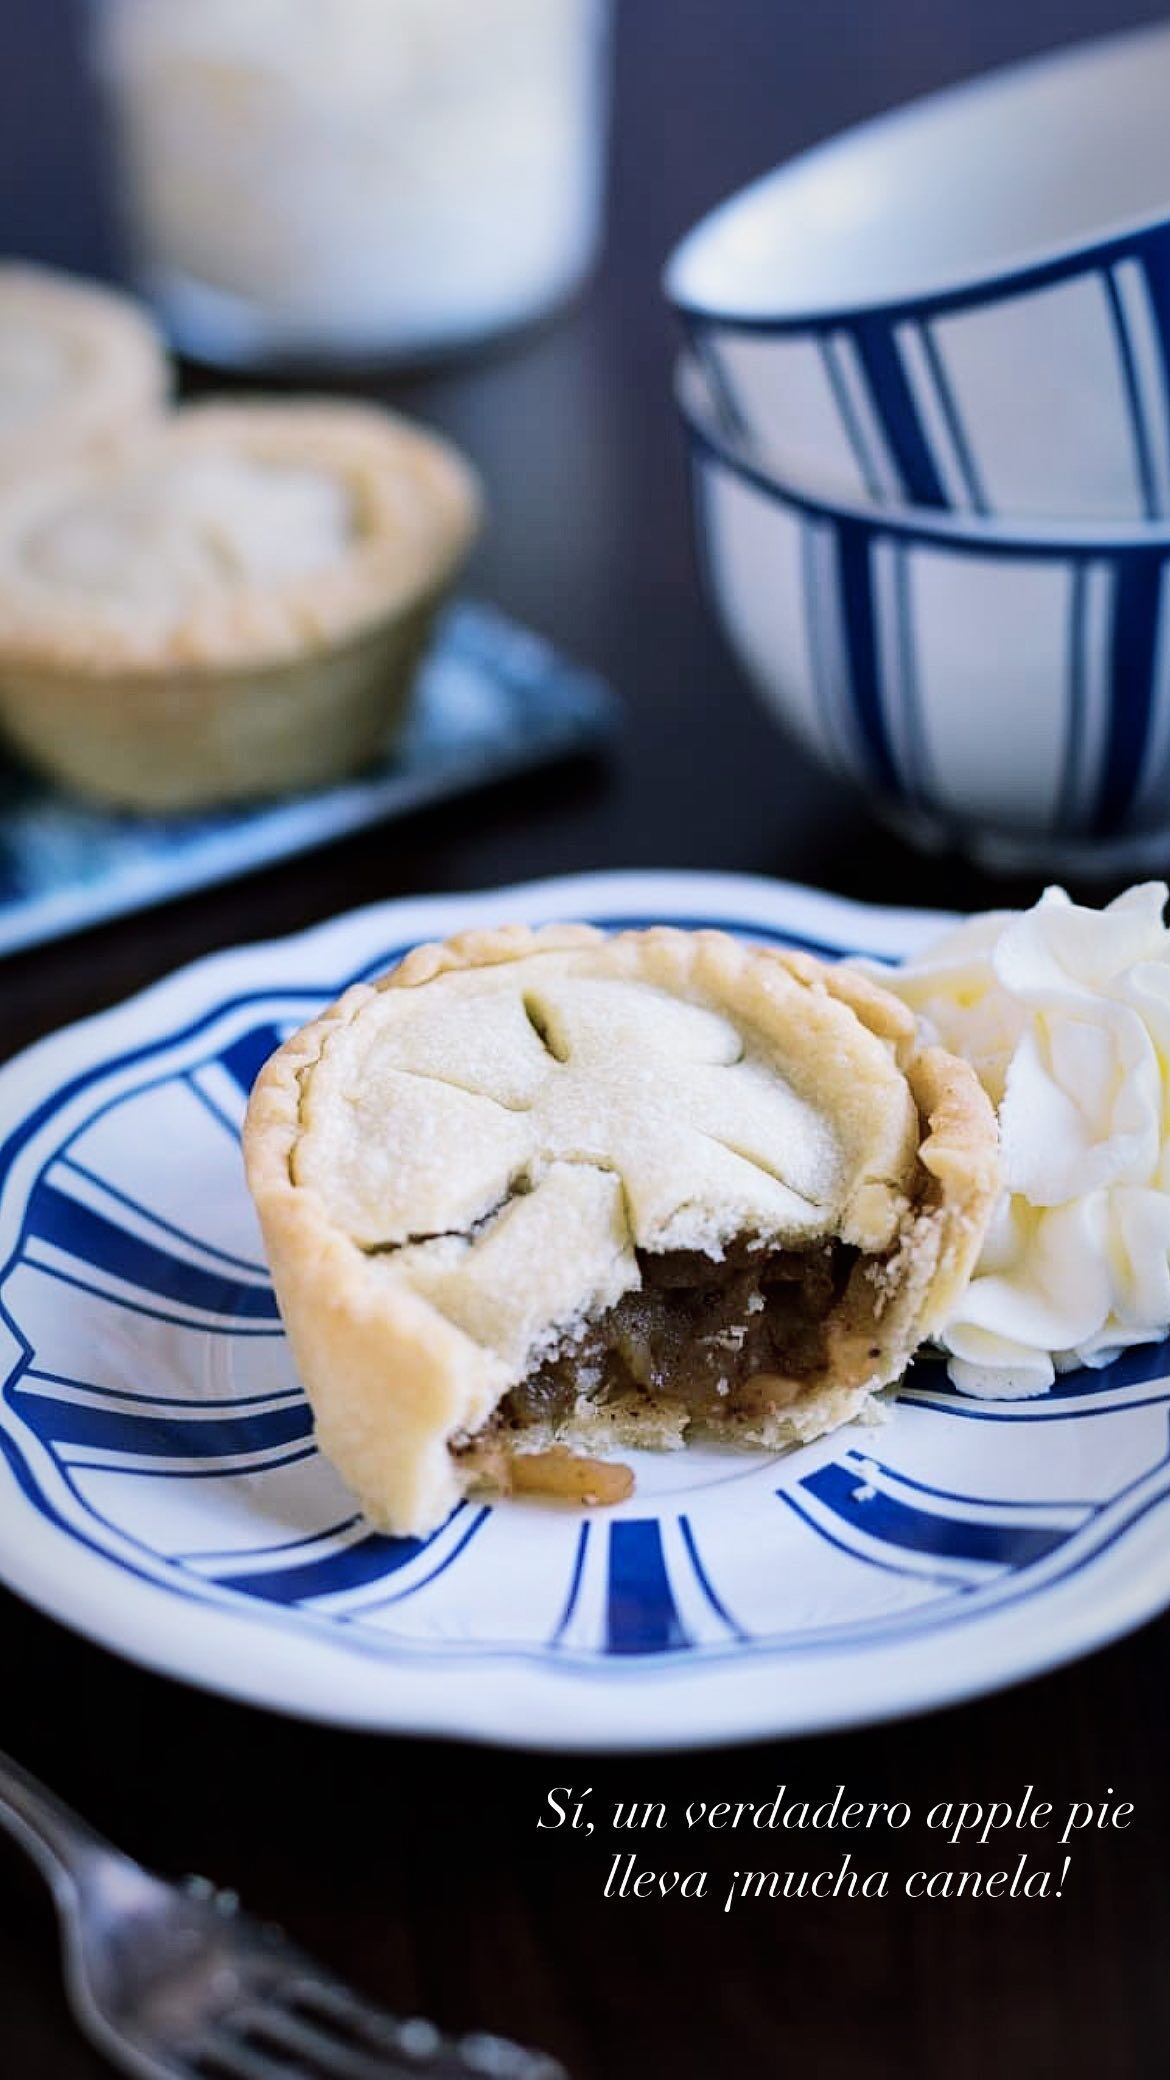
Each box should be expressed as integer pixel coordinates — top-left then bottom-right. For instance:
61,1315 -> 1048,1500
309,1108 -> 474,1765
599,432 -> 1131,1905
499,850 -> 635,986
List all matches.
244,925 -> 1000,1535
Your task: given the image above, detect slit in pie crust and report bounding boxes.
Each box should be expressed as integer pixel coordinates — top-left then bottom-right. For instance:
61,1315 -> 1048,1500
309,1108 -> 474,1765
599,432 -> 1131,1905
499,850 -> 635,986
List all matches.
244,925 -> 1000,1535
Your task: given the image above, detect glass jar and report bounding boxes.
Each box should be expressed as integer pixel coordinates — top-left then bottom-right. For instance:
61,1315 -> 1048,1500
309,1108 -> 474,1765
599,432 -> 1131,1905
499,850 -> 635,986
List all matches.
89,0 -> 612,368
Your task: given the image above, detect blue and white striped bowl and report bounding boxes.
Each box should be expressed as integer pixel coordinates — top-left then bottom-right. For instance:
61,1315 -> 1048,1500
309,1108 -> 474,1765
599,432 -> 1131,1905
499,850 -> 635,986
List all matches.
666,22 -> 1170,525
680,354 -> 1170,874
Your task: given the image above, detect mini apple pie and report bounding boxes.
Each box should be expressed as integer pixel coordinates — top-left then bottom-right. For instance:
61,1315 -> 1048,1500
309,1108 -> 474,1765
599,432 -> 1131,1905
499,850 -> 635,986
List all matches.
244,925 -> 999,1535
0,396 -> 480,808
0,263 -> 169,480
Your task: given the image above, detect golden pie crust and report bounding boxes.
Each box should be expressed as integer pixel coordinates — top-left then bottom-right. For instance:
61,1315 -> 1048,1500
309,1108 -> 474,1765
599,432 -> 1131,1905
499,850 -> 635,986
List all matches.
0,397 -> 480,808
0,263 -> 169,481
244,925 -> 999,1536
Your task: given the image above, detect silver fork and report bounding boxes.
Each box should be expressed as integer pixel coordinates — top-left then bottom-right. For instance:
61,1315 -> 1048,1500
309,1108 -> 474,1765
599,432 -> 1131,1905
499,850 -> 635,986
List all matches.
0,1748 -> 567,2080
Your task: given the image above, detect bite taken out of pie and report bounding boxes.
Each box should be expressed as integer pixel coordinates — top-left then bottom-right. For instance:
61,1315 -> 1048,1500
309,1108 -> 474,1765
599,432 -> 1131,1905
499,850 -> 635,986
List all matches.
244,924 -> 1000,1536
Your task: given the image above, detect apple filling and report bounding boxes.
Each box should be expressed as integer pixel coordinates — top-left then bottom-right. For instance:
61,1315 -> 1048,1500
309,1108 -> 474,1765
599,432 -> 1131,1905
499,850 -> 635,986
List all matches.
511,1237 -> 857,1422
458,1235 -> 878,1503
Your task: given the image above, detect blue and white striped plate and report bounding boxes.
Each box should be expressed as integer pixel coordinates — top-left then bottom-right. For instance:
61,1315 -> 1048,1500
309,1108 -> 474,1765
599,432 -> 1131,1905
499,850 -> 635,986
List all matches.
3,870 -> 1169,1749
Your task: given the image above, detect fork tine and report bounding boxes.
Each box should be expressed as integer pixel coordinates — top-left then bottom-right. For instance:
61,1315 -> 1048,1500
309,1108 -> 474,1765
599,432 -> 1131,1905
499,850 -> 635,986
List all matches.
190,2003 -> 514,2080
286,1977 -> 561,2078
180,2032 -> 304,2080
226,2004 -> 410,2080
456,2037 -> 567,2080
284,1974 -> 424,2045
257,1978 -> 566,2080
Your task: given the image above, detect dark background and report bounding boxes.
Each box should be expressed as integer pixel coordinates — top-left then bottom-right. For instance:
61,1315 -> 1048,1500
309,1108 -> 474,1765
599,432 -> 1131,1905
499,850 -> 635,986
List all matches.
2,1 -> 1169,2074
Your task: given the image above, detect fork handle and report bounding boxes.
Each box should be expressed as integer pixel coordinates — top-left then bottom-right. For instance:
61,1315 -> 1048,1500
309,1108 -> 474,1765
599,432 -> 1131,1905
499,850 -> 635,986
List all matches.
0,1748 -> 121,1907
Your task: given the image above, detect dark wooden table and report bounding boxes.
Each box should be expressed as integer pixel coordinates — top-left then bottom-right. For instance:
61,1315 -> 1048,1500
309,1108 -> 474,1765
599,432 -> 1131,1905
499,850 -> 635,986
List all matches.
3,2 -> 1170,2074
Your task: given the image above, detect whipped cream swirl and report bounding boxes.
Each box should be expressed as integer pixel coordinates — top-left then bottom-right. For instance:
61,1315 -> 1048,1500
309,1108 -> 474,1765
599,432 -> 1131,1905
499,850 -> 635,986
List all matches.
873,882 -> 1170,1397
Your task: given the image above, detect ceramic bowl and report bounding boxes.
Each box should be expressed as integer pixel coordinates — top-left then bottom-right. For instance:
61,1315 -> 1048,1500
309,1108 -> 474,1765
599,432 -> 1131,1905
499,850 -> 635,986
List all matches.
679,353 -> 1170,874
667,22 -> 1170,524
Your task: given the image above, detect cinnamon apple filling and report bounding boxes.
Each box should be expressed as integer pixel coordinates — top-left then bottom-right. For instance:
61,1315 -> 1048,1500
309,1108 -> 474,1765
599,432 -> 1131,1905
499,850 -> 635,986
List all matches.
493,1237 -> 858,1432
452,1235 -> 879,1506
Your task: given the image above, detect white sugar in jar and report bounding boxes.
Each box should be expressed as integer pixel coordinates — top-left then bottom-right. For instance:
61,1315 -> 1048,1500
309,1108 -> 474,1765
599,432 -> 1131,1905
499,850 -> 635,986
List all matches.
90,0 -> 612,367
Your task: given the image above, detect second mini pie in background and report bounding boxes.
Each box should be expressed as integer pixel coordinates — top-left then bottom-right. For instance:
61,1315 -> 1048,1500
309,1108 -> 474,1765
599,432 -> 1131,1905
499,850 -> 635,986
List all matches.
0,396 -> 481,809
0,262 -> 170,483
244,924 -> 1000,1535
